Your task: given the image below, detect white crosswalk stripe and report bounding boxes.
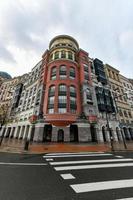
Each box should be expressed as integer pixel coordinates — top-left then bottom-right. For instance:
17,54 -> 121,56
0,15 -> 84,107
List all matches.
54,162 -> 133,171
50,158 -> 133,165
116,198 -> 133,200
70,179 -> 133,193
44,152 -> 133,198
45,152 -> 104,155
43,153 -> 112,158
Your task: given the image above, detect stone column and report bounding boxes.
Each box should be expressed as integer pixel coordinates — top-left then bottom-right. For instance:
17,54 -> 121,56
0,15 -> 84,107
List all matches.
52,126 -> 58,142
23,126 -> 28,140
106,130 -> 111,142
33,123 -> 44,142
96,129 -> 104,143
63,127 -> 70,142
78,123 -> 90,142
14,127 -> 19,138
18,126 -> 24,139
113,130 -> 119,142
27,125 -> 33,140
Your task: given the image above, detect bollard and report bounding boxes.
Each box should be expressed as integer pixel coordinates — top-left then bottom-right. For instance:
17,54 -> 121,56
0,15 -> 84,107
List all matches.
24,140 -> 29,151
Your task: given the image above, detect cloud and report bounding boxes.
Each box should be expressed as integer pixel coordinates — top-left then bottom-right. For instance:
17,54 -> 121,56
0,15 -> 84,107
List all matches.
0,0 -> 133,78
0,42 -> 16,63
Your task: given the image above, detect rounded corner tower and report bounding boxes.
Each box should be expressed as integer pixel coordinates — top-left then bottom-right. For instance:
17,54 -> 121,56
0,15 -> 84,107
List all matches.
43,35 -> 81,127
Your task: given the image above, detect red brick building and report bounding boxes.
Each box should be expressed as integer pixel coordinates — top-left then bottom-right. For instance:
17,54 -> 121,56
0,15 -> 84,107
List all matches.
39,35 -> 97,142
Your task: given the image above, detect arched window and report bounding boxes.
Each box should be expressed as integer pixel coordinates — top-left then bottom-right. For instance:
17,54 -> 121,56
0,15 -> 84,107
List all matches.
51,66 -> 56,80
70,85 -> 77,113
54,51 -> 59,59
58,84 -> 67,113
49,54 -> 53,61
47,85 -> 55,114
68,51 -> 73,60
61,50 -> 66,58
69,67 -> 75,79
59,65 -> 67,79
70,86 -> 76,97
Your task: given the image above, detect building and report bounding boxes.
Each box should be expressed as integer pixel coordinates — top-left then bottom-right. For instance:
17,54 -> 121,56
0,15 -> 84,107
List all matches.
39,35 -> 98,142
105,64 -> 133,140
90,59 -> 120,143
119,74 -> 133,136
0,61 -> 43,139
0,35 -> 132,143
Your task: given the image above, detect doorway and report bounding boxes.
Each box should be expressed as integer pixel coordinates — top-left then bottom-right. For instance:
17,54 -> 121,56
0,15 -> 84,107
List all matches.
43,125 -> 52,142
90,125 -> 97,142
102,126 -> 106,142
70,125 -> 78,142
57,129 -> 64,142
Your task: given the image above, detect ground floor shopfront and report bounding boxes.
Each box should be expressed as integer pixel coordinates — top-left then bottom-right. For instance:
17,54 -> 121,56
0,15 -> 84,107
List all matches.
0,120 -> 133,143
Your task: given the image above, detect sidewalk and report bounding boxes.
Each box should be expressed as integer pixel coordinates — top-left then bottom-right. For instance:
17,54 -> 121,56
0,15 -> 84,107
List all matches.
0,138 -> 133,154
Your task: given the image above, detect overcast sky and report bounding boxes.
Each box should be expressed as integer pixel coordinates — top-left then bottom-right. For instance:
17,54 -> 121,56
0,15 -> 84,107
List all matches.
0,0 -> 133,78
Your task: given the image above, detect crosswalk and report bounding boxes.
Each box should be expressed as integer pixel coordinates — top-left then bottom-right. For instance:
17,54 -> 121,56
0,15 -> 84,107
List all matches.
43,152 -> 133,199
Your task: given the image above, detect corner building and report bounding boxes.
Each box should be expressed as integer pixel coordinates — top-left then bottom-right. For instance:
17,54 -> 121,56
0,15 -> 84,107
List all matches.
36,35 -> 97,142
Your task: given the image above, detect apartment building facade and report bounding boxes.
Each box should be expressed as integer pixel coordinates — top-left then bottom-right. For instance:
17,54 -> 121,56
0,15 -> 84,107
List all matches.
0,35 -> 132,143
105,64 -> 133,140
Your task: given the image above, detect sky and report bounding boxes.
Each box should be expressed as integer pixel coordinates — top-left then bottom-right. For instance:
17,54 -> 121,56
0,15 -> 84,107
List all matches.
0,0 -> 133,78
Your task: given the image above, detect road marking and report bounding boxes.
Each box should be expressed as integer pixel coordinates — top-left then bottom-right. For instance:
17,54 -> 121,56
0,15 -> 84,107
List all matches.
54,162 -> 133,171
116,198 -> 133,200
46,152 -> 104,155
43,153 -> 112,158
46,159 -> 54,161
115,156 -> 124,158
60,173 -> 75,180
50,158 -> 133,166
70,179 -> 133,193
0,162 -> 47,166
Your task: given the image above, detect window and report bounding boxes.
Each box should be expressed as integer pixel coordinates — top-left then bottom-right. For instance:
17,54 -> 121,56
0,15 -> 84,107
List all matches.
86,89 -> 93,104
51,67 -> 56,80
47,86 -> 55,113
68,51 -> 73,60
49,54 -> 53,61
70,96 -> 76,105
128,111 -> 132,118
70,86 -> 76,97
58,108 -> 67,113
48,108 -> 54,114
59,65 -> 67,79
55,51 -> 59,59
124,110 -> 128,117
84,64 -> 89,81
49,85 -> 55,96
69,67 -> 75,79
58,84 -> 67,95
61,50 -> 66,58
70,86 -> 77,113
58,84 -> 67,113
58,96 -> 67,104
49,96 -> 55,104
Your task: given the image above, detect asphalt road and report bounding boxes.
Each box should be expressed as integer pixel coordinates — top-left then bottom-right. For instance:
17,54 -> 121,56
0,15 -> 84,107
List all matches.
0,151 -> 133,200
